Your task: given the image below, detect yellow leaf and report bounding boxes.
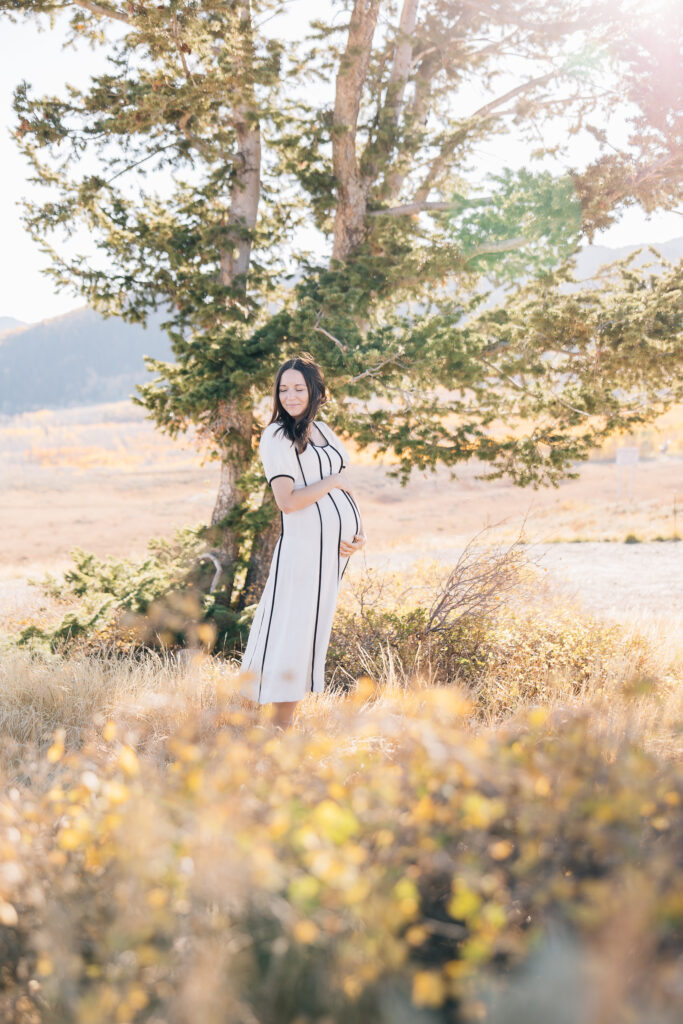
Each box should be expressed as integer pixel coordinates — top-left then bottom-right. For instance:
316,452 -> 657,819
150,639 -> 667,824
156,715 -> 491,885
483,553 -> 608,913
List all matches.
117,745 -> 139,777
412,970 -> 446,1008
293,919 -> 319,944
422,687 -> 472,717
343,975 -> 363,999
461,792 -> 505,828
327,781 -> 346,801
185,767 -> 203,794
393,877 -> 420,918
36,954 -> 54,976
448,880 -> 482,921
406,925 -> 429,946
352,676 -> 377,702
528,707 -> 549,727
0,901 -> 18,927
47,728 -> 66,763
103,780 -> 129,806
488,839 -> 514,860
102,720 -> 117,742
146,888 -> 168,909
58,827 -> 86,851
197,622 -> 217,648
288,875 -> 321,905
311,800 -> 359,845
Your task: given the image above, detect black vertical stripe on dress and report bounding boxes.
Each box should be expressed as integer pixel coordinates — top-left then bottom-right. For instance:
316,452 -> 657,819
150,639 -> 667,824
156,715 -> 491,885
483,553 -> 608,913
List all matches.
338,490 -> 359,583
326,442 -> 346,473
322,436 -> 359,579
340,489 -> 359,535
242,563 -> 269,669
296,448 -> 324,692
258,511 -> 284,702
316,445 -> 342,584
345,490 -> 362,523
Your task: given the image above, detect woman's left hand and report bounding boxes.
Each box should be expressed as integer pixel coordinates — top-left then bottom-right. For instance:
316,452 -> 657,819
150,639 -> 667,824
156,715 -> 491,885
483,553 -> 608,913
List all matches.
340,533 -> 366,557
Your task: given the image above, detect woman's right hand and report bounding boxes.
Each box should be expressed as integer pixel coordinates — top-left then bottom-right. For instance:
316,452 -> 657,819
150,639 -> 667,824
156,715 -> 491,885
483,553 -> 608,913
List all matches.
329,469 -> 350,491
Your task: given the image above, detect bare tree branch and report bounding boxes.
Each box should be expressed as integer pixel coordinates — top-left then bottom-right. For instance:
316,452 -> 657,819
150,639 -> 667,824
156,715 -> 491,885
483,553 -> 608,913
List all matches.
385,0 -> 420,124
464,236 -> 528,259
468,70 -> 556,123
361,0 -> 420,194
477,354 -> 591,419
72,0 -> 131,24
171,8 -> 195,84
313,316 -> 348,355
414,70 -> 556,203
347,355 -> 407,383
368,199 -> 461,217
411,29 -> 518,68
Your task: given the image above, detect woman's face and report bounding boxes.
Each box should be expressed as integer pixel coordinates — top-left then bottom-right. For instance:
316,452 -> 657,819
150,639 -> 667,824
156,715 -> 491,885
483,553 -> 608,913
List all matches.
279,368 -> 310,420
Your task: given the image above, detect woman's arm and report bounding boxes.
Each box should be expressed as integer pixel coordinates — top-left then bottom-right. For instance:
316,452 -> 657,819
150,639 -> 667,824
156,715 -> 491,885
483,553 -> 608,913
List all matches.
271,471 -> 347,514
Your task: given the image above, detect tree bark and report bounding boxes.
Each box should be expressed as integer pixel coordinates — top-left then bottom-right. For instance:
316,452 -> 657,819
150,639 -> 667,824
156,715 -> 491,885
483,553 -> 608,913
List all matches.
210,399 -> 254,594
331,0 -> 381,261
209,0 -> 263,597
240,496 -> 281,608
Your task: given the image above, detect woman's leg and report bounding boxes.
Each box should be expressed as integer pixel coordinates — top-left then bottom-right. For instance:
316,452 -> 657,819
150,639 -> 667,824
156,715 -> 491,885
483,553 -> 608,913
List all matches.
272,700 -> 299,730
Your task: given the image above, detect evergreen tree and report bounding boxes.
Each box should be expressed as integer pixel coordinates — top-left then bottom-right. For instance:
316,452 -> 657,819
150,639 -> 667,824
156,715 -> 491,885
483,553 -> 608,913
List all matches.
4,0 -> 682,608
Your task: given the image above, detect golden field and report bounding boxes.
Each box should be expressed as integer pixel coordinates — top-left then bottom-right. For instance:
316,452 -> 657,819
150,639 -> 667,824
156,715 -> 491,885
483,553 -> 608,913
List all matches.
1,401 -> 682,576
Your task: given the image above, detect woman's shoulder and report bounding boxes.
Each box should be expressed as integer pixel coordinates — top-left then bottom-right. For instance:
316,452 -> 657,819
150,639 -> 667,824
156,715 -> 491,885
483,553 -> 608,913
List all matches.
315,418 -> 336,437
261,420 -> 287,439
260,421 -> 294,448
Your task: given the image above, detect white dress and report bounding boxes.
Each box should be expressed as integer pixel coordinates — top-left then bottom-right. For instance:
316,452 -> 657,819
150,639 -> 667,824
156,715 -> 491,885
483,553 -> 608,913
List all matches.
239,419 -> 362,704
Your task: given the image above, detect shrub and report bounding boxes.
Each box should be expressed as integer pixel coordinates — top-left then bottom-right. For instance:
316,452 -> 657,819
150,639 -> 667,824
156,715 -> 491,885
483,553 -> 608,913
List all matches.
0,695 -> 680,1023
12,526 -> 254,656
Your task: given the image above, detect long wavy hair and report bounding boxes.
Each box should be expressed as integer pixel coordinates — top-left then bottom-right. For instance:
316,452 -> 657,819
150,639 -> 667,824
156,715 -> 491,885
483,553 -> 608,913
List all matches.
268,353 -> 328,453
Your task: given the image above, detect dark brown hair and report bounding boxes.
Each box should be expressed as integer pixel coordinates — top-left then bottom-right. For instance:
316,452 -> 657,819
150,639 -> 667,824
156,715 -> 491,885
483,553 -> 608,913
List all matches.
269,353 -> 328,453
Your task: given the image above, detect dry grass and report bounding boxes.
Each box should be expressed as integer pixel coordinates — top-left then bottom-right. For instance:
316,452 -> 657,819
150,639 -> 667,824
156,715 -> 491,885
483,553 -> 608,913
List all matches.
0,566 -> 680,778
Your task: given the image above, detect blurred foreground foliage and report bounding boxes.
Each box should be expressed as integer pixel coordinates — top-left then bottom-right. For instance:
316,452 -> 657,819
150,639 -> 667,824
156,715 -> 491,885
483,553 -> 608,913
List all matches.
0,687 -> 680,1024
1,544 -> 681,1022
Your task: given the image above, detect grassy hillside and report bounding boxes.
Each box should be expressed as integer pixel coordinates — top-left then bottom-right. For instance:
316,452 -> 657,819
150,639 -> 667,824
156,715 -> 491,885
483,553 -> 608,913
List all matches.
1,238 -> 681,417
0,307 -> 172,415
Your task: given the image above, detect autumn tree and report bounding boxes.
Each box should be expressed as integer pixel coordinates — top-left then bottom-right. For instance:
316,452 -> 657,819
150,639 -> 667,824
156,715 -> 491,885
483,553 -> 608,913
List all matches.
4,0 -> 682,612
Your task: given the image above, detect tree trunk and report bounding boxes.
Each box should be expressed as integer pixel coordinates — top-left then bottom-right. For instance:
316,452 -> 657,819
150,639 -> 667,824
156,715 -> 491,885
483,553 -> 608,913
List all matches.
209,0 -> 262,597
331,0 -> 381,261
210,399 -> 254,595
240,498 -> 281,608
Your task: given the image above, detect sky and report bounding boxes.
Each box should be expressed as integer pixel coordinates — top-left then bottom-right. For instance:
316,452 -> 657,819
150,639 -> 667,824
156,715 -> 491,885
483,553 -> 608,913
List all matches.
0,3 -> 681,326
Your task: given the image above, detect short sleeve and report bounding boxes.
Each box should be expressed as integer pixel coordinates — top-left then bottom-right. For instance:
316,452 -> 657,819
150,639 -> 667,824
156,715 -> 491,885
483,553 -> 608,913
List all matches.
259,424 -> 299,485
318,421 -> 351,468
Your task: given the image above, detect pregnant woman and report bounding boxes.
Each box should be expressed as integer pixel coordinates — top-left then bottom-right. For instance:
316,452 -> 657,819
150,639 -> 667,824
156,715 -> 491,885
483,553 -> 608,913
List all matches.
239,354 -> 366,729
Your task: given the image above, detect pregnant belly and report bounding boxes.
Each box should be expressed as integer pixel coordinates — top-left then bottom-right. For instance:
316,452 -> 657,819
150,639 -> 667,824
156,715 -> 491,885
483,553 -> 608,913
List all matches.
329,488 -> 361,542
285,489 -> 361,545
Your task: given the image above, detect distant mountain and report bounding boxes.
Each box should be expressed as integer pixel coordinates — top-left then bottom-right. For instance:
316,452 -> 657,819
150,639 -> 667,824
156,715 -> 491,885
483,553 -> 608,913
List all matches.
0,307 -> 172,416
0,237 -> 680,416
0,316 -> 26,337
574,236 -> 683,280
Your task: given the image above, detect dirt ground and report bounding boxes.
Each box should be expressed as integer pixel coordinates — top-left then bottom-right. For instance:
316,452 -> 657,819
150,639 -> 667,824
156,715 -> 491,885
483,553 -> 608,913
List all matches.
2,401 -> 682,623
